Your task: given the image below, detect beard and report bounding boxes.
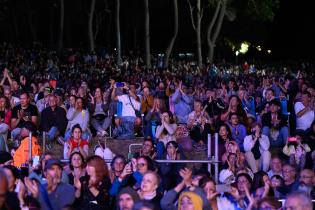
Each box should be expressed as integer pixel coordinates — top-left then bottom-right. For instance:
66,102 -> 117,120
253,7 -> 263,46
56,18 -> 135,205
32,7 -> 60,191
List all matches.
298,184 -> 312,194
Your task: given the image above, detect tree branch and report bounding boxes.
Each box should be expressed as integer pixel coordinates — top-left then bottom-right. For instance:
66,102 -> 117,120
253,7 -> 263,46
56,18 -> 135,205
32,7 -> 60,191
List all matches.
187,0 -> 197,30
207,0 -> 221,46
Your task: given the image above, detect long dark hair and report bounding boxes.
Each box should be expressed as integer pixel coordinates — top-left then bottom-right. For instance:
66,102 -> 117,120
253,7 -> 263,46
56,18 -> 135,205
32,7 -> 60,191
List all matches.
69,152 -> 86,171
161,111 -> 175,136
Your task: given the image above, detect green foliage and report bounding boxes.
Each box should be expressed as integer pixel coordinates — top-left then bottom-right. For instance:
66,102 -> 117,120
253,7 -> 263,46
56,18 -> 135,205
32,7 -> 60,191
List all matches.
246,0 -> 280,22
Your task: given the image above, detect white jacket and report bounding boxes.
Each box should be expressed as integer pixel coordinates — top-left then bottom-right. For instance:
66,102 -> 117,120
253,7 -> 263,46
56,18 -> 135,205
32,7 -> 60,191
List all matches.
244,134 -> 270,153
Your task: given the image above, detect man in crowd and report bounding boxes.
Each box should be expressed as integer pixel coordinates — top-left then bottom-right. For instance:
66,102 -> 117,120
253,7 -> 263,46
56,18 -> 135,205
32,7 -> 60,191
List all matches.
295,91 -> 314,131
25,159 -> 75,210
11,92 -> 38,144
267,156 -> 283,178
40,94 -> 68,143
171,81 -> 193,124
262,98 -> 289,148
113,83 -> 142,139
117,187 -> 140,210
277,164 -> 299,198
285,191 -> 313,210
298,169 -> 315,198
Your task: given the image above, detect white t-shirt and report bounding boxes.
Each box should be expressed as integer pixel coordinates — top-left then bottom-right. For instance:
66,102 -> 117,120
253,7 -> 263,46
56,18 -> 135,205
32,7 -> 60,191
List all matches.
294,102 -> 314,130
117,94 -> 141,117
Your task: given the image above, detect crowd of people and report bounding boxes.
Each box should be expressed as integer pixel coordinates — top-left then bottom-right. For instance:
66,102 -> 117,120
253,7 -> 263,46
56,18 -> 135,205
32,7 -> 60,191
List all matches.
0,43 -> 315,210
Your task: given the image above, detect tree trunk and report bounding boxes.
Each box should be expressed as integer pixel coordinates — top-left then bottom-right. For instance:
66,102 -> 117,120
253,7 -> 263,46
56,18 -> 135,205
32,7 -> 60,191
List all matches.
116,0 -> 122,65
104,0 -> 111,48
88,0 -> 96,52
144,0 -> 151,68
207,0 -> 226,64
57,0 -> 64,52
196,0 -> 202,68
164,0 -> 178,69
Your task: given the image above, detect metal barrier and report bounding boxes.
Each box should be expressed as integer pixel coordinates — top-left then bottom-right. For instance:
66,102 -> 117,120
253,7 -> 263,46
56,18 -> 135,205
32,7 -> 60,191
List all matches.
59,133 -> 221,182
28,132 -> 33,173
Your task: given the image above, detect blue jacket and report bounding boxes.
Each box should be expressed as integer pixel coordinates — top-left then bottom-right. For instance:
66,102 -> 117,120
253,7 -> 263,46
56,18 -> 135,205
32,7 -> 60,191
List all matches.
171,90 -> 193,124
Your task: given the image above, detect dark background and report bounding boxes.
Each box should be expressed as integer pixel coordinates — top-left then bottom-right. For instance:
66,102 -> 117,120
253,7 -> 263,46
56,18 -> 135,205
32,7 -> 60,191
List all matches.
0,0 -> 314,60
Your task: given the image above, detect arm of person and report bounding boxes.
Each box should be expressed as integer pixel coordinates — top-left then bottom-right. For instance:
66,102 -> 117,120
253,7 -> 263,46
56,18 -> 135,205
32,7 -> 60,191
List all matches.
109,177 -> 123,196
160,186 -> 183,210
295,102 -> 310,118
31,115 -> 38,126
259,135 -> 270,151
243,135 -> 255,152
80,110 -> 89,132
164,123 -> 177,135
155,125 -> 164,139
11,117 -> 20,129
66,107 -> 77,120
79,144 -> 89,159
282,144 -> 291,156
171,89 -> 181,103
182,94 -> 193,105
144,110 -> 153,122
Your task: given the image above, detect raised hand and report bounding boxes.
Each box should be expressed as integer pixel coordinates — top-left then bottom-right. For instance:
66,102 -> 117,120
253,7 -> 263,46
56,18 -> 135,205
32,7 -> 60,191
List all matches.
230,186 -> 241,201
179,168 -> 192,186
24,177 -> 39,198
89,93 -> 94,104
206,188 -> 219,201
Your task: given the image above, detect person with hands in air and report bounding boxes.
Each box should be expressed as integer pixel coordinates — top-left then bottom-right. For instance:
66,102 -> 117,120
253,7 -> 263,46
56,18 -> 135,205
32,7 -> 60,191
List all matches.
282,130 -> 311,170
155,111 -> 177,158
160,167 -> 211,210
244,122 -> 271,173
110,156 -> 154,197
24,159 -> 75,210
160,141 -> 186,191
113,83 -> 142,139
228,173 -> 252,209
171,80 -> 193,124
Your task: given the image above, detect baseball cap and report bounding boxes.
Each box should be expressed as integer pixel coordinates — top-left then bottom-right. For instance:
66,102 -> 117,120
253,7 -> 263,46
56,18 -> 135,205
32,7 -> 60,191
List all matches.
44,159 -> 63,171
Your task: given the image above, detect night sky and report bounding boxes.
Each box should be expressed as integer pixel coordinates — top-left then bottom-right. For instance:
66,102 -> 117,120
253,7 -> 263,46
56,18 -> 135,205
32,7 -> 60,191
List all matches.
0,0 -> 314,60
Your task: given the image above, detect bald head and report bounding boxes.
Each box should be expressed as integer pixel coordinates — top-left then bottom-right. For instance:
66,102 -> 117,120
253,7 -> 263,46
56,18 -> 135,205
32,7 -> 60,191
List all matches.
285,191 -> 313,210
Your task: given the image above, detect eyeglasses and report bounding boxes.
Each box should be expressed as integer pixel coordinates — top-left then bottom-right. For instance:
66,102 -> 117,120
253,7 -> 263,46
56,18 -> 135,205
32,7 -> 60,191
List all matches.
300,175 -> 313,179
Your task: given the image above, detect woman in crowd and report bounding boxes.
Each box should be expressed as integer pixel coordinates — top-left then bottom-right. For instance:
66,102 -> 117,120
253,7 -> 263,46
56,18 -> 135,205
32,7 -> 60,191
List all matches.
145,98 -> 165,138
89,87 -> 111,137
109,155 -> 126,183
74,155 -> 111,210
178,191 -> 203,210
64,124 -> 89,159
67,152 -> 86,185
217,123 -> 235,163
0,95 -> 11,152
110,156 -> 155,196
138,171 -> 162,209
160,141 -> 185,191
155,111 -> 177,157
65,97 -> 91,142
283,129 -> 311,170
244,123 -> 271,173
220,95 -> 248,126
